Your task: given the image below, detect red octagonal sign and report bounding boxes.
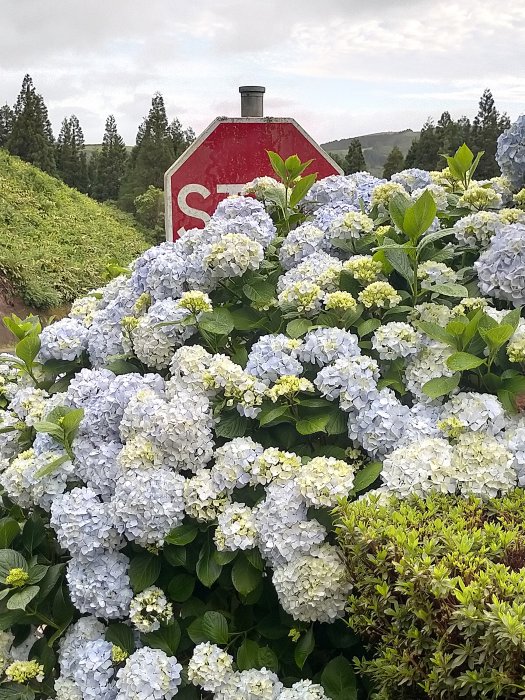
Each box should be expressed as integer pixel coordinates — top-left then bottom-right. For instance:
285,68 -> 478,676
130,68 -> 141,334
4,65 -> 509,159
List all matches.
164,117 -> 343,241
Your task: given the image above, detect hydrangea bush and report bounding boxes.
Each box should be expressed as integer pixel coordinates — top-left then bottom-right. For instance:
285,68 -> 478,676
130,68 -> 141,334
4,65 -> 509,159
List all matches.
0,122 -> 524,698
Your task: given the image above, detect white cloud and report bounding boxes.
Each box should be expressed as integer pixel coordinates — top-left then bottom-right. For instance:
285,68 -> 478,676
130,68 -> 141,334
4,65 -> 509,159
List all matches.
0,0 -> 523,144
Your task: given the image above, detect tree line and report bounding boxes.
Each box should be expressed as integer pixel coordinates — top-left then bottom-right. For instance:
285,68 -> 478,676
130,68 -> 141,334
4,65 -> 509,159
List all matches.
332,89 -> 511,179
0,74 -> 194,225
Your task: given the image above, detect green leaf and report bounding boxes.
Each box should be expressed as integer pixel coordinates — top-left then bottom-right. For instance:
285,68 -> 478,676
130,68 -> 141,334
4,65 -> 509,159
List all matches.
454,143 -> 474,173
128,554 -> 161,593
502,307 -> 522,333
214,412 -> 248,439
15,332 -> 40,370
198,307 -> 234,336
163,545 -> 187,568
33,454 -> 70,479
142,621 -> 181,656
237,639 -> 261,671
196,540 -> 222,587
289,172 -> 317,209
230,307 -> 264,331
22,514 -> 46,554
483,323 -> 516,350
32,421 -> 64,442
0,686 -> 35,700
295,626 -> 315,669
27,564 -> 48,585
35,564 -> 64,601
165,523 -> 198,546
321,655 -> 358,700
353,462 -> 383,492
61,408 -> 84,443
422,372 -> 461,399
257,646 -> 279,672
245,548 -> 264,571
7,585 -> 39,611
431,282 -> 469,298
296,412 -> 331,435
0,550 -> 27,580
168,573 -> 195,603
383,242 -> 413,284
267,151 -> 288,181
105,623 -> 136,654
286,318 -> 312,339
0,519 -> 20,549
231,556 -> 261,596
202,610 -> 229,644
259,404 -> 290,427
357,318 -> 381,338
325,409 -> 348,436
403,190 -> 437,240
416,227 -> 454,253
416,321 -> 456,347
243,280 -> 277,306
446,352 -> 485,371
104,359 -> 141,375
388,193 -> 410,231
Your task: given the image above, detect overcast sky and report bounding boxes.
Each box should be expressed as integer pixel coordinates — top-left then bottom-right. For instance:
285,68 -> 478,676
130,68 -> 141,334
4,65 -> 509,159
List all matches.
1,0 -> 524,145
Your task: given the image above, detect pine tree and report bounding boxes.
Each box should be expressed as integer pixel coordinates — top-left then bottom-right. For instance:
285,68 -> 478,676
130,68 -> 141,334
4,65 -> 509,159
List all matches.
7,74 -> 56,173
94,115 -> 128,201
382,146 -> 405,179
168,118 -> 194,159
344,138 -> 366,174
404,119 -> 440,170
0,104 -> 13,148
119,92 -> 176,211
87,150 -> 100,198
471,89 -> 511,178
55,115 -> 88,192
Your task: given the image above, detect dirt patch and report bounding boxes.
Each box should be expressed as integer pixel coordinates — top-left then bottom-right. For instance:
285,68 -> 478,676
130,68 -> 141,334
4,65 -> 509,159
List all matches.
0,275 -> 69,351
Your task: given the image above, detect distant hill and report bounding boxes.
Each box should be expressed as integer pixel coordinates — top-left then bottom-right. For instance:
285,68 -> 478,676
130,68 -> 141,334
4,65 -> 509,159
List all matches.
0,149 -> 149,316
322,129 -> 419,176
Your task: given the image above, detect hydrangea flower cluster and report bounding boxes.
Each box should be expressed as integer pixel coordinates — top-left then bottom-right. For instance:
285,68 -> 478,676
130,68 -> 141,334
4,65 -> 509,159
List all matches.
3,128 -> 525,696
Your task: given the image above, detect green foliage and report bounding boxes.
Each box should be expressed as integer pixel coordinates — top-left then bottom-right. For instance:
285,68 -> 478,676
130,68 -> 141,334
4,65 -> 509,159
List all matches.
343,138 -> 367,175
55,115 -> 88,193
382,146 -> 405,179
0,149 -> 149,308
336,490 -> 525,699
134,185 -> 164,239
92,115 -> 128,201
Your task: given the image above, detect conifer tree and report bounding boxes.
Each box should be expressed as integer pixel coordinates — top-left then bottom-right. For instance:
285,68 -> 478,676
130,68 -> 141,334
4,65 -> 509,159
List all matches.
404,119 -> 440,170
93,115 -> 128,201
471,89 -> 511,178
119,92 -> 176,211
382,146 -> 405,179
168,118 -> 194,159
87,150 -> 100,198
344,138 -> 367,174
55,115 -> 88,192
7,74 -> 56,173
0,104 -> 13,148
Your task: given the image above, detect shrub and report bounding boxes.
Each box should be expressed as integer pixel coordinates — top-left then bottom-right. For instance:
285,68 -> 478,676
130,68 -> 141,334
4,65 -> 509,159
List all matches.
0,126 -> 525,697
336,490 -> 525,699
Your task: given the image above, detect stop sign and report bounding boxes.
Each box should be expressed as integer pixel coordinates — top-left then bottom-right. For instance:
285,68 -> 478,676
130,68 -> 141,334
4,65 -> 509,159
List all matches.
164,117 -> 343,241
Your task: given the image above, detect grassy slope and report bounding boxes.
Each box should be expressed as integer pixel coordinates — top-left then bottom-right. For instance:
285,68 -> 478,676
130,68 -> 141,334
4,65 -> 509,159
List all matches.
0,149 -> 149,309
322,129 -> 420,176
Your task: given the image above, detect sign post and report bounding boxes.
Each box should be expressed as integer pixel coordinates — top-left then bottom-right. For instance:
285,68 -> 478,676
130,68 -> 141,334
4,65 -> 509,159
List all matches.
164,88 -> 343,241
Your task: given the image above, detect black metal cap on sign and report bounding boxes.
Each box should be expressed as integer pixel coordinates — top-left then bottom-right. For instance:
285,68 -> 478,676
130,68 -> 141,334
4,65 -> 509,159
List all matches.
239,86 -> 266,117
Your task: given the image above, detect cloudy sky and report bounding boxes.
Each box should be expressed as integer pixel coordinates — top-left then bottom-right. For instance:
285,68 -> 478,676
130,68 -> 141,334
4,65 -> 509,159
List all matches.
2,0 -> 524,145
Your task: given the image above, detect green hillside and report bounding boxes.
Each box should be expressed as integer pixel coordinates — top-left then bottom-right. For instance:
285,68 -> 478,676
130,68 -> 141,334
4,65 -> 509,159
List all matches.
0,149 -> 150,309
322,129 -> 419,176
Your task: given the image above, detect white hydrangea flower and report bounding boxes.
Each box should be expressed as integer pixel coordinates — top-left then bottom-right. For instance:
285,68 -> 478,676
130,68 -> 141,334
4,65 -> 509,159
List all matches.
502,416 -> 525,486
203,232 -> 264,279
417,261 -> 457,289
184,469 -> 230,522
8,386 -> 48,426
297,328 -> 360,366
452,210 -> 504,249
67,552 -> 133,619
0,411 -> 22,462
372,322 -> 420,360
70,294 -> 103,328
404,343 -> 454,402
381,438 -> 456,497
279,223 -> 327,270
391,168 -> 432,193
204,355 -> 267,418
297,456 -> 355,507
250,447 -> 302,485
452,431 -> 515,498
412,183 -> 448,211
214,503 -> 258,551
166,344 -> 212,397
129,586 -> 173,633
115,647 -> 182,700
210,437 -> 264,491
314,356 -> 379,411
272,544 -> 351,623
280,680 -> 329,699
39,318 -> 89,362
411,302 -> 452,327
73,639 -> 116,700
54,676 -> 83,700
188,643 -> 234,692
50,487 -> 122,557
277,252 -> 342,294
440,392 -> 506,436
278,280 -> 325,316
58,616 -> 106,680
215,668 -> 283,700
112,467 -> 185,545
